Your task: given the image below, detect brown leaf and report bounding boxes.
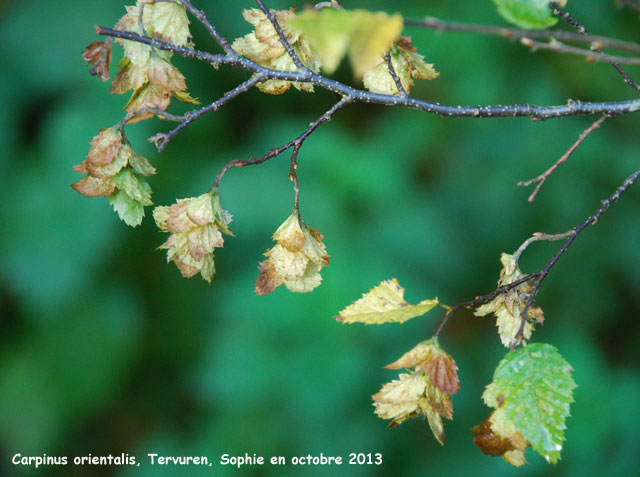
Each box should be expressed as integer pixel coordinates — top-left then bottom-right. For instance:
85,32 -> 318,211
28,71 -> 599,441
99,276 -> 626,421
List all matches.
471,410 -> 528,467
384,338 -> 459,395
421,353 -> 460,395
124,84 -> 171,124
82,39 -> 112,81
147,57 -> 187,92
86,126 -> 122,168
471,418 -> 513,457
71,176 -> 116,197
254,260 -> 284,295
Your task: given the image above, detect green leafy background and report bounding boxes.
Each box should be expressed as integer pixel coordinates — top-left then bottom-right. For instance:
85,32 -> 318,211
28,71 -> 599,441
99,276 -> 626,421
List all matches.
1,0 -> 639,475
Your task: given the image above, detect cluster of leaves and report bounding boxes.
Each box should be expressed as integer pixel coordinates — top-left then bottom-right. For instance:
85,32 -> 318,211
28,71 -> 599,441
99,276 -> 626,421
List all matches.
153,190 -> 232,283
78,0 -> 440,285
255,212 -> 329,295
474,253 -> 544,348
71,126 -> 155,226
78,1 -> 197,227
337,278 -> 575,466
76,0 -> 583,468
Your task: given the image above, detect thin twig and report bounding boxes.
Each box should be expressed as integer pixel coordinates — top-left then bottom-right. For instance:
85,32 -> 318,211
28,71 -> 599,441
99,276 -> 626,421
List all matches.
148,75 -> 264,152
212,97 -> 350,190
254,0 -> 308,71
384,53 -> 408,96
511,168 -> 640,349
434,274 -> 539,337
511,231 -> 574,265
550,2 -> 640,93
405,16 -> 640,56
518,116 -> 607,202
97,26 -> 640,119
520,38 -> 640,66
435,169 -> 640,342
178,0 -> 237,56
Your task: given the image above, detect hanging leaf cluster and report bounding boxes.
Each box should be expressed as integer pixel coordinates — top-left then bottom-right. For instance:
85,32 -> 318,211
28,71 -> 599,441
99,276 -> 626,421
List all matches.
474,253 -> 544,347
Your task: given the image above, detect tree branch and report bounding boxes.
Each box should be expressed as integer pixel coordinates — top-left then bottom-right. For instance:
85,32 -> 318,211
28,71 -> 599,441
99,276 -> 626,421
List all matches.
518,116 -> 607,202
550,2 -> 640,93
511,168 -> 640,349
178,0 -> 237,56
519,37 -> 640,66
96,27 -> 640,120
435,169 -> 640,344
212,96 -> 350,191
384,53 -> 408,97
254,0 -> 308,71
148,75 -> 265,151
405,16 -> 640,56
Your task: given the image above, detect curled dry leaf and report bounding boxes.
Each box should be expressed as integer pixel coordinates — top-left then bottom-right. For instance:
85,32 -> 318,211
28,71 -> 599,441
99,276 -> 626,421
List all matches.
385,337 -> 459,395
154,190 -> 233,283
232,9 -> 321,95
474,253 -> 544,347
372,371 -> 453,444
363,36 -> 438,95
255,211 -> 329,294
82,39 -> 112,82
472,409 -> 528,467
336,278 -> 438,325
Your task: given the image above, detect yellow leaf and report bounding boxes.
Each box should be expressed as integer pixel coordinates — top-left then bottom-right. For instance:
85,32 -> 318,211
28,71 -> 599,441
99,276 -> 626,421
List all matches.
372,373 -> 426,424
373,370 -> 453,443
363,37 -> 438,95
288,8 -> 353,74
289,9 -> 403,78
349,11 -> 403,78
143,2 -> 192,46
232,9 -> 321,95
474,253 -> 544,347
337,278 -> 438,324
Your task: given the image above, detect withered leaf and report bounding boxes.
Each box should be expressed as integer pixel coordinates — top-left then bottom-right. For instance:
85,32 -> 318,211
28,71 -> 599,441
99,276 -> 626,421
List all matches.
385,337 -> 460,395
337,278 -> 438,325
82,39 -> 112,81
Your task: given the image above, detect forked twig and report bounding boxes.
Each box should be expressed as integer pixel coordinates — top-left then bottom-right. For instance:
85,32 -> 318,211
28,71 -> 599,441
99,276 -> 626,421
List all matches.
518,116 -> 607,202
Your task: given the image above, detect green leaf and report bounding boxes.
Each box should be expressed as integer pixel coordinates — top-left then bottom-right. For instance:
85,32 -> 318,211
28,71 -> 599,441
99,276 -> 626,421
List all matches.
128,152 -> 156,176
111,169 -> 153,206
109,189 -> 145,227
491,0 -> 567,30
336,278 -> 439,324
482,343 -> 577,463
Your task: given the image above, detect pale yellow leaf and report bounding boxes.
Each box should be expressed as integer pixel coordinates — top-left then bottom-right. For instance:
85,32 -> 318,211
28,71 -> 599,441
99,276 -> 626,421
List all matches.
372,373 -> 426,422
337,278 -> 438,324
289,9 -> 403,78
349,11 -> 403,78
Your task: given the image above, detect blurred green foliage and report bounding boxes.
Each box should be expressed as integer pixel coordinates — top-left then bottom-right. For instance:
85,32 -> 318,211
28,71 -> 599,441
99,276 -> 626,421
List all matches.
1,0 -> 640,475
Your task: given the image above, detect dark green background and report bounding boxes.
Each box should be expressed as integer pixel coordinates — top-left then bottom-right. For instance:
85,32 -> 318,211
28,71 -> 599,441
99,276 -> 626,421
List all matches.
1,0 -> 639,475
